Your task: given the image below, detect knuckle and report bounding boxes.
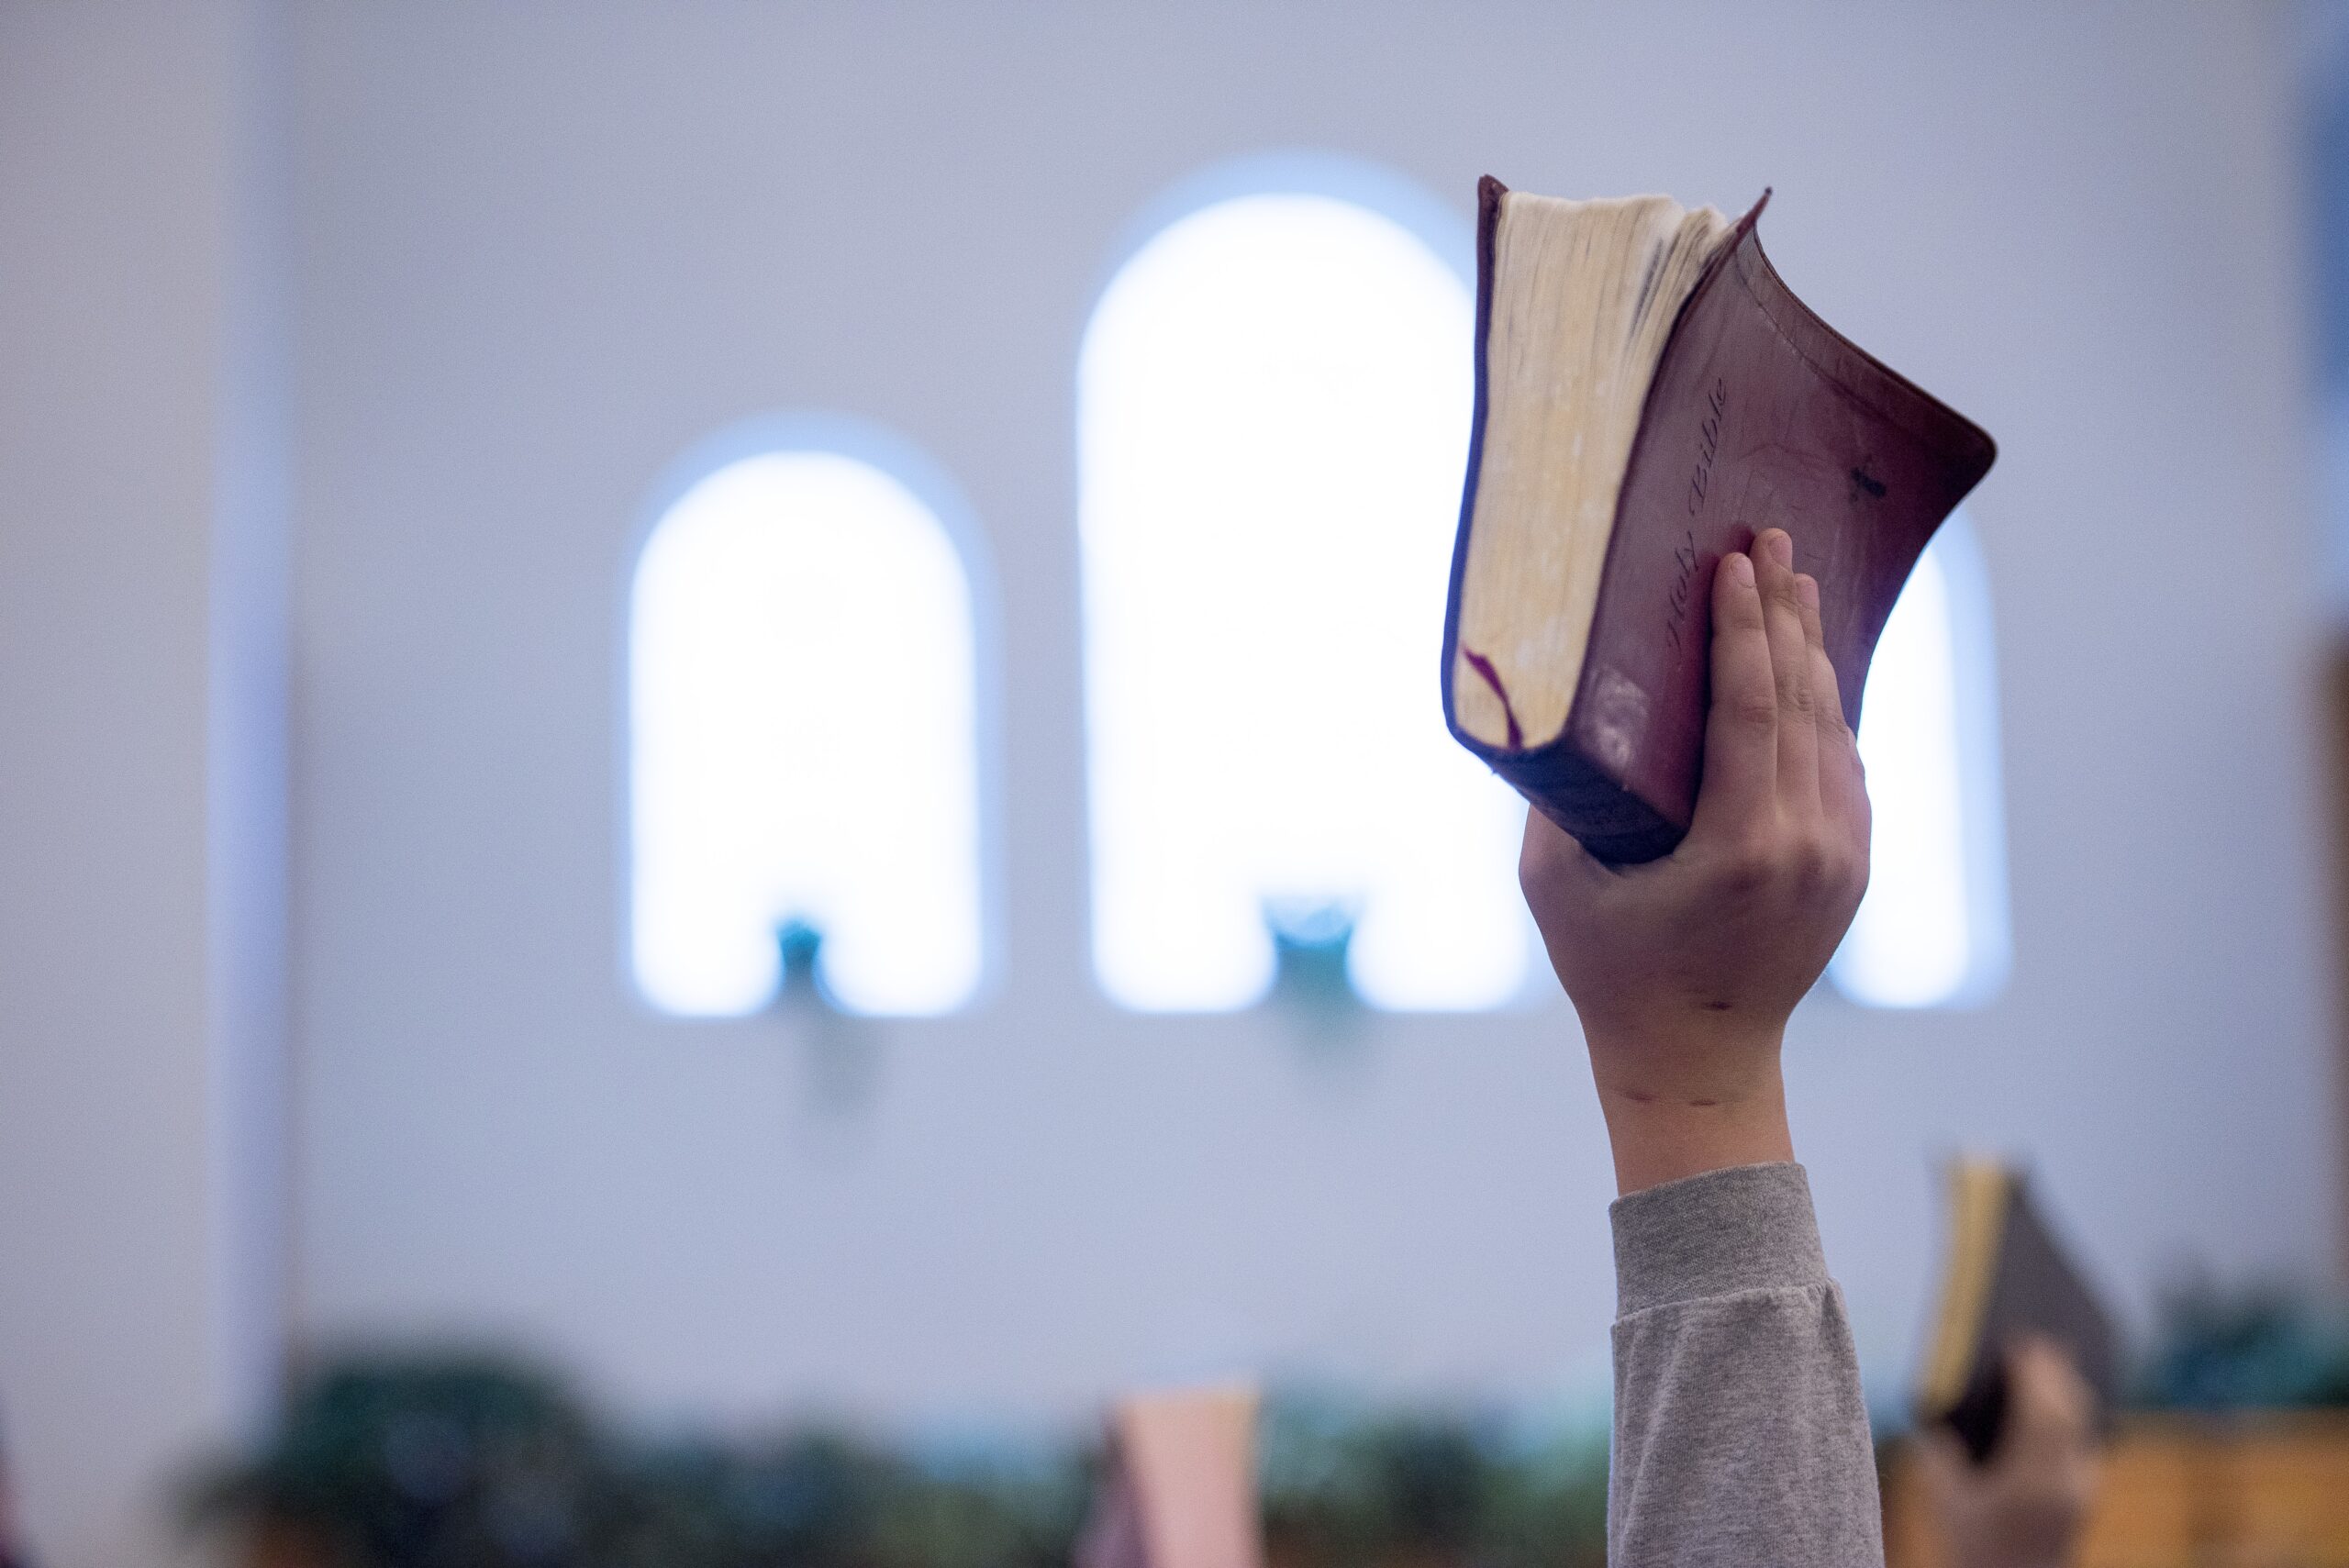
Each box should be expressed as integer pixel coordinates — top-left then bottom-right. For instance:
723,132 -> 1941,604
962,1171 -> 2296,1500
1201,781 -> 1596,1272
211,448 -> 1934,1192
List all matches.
1717,571 -> 1765,612
1841,846 -> 1872,905
1715,840 -> 1777,895
1720,597 -> 1767,635
1728,690 -> 1778,732
1814,691 -> 1850,736
1707,827 -> 1864,906
1789,833 -> 1832,896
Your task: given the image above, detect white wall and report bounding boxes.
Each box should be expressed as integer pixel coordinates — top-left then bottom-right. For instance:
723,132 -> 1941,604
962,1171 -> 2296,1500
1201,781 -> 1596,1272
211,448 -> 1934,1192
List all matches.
285,1 -> 2335,1429
0,1 -> 287,1562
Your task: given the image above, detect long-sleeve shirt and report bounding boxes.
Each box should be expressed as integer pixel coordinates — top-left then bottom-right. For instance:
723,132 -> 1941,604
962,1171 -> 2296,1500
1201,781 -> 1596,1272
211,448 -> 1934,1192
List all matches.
1609,1162 -> 1882,1567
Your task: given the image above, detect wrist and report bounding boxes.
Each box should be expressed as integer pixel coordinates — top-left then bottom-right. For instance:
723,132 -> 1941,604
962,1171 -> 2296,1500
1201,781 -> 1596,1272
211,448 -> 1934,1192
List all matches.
1598,1084 -> 1794,1195
1583,1021 -> 1793,1195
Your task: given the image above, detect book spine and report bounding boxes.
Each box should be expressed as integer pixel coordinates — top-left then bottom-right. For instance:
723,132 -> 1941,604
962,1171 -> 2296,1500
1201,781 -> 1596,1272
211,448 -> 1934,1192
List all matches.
1443,175 -> 1684,865
1437,175 -> 1507,750
1496,745 -> 1681,863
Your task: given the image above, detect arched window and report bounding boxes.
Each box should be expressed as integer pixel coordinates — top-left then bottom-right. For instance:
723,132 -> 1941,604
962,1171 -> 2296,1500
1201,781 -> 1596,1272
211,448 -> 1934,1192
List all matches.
1831,511 -> 2010,1008
1079,164 -> 1529,1012
629,429 -> 983,1017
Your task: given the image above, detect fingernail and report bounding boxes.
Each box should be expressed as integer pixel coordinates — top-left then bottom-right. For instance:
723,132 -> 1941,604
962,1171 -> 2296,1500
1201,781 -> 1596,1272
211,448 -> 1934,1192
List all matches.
1726,551 -> 1753,585
1765,530 -> 1794,569
1797,574 -> 1819,611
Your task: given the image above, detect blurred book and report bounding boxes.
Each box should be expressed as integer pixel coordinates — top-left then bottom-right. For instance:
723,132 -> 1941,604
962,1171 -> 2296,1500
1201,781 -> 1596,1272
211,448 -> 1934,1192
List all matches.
1075,1383 -> 1264,1568
1918,1157 -> 2121,1462
1442,177 -> 1995,862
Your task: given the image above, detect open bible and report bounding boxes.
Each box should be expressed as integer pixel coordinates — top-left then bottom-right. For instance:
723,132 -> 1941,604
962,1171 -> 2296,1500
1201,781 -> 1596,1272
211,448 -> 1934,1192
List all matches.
1442,179 -> 1997,862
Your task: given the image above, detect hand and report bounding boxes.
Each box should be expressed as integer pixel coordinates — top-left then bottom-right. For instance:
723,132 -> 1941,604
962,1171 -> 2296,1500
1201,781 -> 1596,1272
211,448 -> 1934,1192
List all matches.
1520,528 -> 1870,1194
1915,1338 -> 2102,1568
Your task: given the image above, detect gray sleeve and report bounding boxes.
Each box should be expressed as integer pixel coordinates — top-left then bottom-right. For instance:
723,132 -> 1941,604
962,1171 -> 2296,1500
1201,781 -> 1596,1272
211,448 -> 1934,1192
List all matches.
1609,1162 -> 1881,1568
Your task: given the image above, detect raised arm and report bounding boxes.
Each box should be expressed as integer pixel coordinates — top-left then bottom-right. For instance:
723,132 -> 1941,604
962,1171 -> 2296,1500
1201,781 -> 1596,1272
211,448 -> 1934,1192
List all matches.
1520,528 -> 1880,1567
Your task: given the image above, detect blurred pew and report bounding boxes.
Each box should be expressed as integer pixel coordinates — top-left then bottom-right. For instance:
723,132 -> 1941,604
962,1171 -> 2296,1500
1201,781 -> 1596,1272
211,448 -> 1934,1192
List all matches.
1885,1412 -> 2349,1568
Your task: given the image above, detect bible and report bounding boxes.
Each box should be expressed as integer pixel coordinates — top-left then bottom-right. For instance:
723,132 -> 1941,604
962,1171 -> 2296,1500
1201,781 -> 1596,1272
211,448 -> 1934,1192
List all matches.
1918,1158 -> 2121,1462
1441,179 -> 1997,862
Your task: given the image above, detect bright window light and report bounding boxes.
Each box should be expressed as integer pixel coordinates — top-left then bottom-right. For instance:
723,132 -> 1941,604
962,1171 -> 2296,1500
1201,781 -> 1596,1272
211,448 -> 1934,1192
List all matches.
1831,515 -> 2010,1008
630,449 -> 981,1017
1080,187 -> 1529,1012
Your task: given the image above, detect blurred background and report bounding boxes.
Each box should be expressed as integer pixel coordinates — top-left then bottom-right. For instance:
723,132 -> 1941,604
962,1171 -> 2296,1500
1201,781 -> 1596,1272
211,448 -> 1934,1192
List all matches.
3,2 -> 2347,1564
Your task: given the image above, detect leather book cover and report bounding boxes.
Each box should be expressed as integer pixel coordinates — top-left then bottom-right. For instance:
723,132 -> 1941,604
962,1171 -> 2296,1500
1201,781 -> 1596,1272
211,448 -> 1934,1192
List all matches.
1442,178 -> 1998,862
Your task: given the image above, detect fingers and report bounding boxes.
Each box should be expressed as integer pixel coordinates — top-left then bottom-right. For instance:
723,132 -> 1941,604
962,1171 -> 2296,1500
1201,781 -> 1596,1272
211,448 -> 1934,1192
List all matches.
2005,1337 -> 2097,1456
1752,530 -> 1820,813
1793,573 -> 1847,738
1796,573 -> 1868,850
1911,1424 -> 1976,1508
1998,1337 -> 2105,1537
1688,549 -> 1778,840
1689,529 -> 1852,856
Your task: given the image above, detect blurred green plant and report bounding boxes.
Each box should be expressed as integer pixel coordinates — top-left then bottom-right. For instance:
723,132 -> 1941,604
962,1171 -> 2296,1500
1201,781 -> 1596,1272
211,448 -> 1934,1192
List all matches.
184,1356 -> 614,1567
197,1282 -> 2349,1568
187,1357 -> 1613,1568
2133,1272 -> 2349,1413
184,1356 -> 1087,1568
1259,1398 -> 1607,1568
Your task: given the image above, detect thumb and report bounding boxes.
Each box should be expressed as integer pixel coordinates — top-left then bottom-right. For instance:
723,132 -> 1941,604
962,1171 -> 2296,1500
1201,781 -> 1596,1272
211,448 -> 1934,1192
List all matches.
1519,803 -> 1610,912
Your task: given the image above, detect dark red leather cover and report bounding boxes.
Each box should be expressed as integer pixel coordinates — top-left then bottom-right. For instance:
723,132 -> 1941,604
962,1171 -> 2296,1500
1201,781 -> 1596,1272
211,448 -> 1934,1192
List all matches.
1443,179 -> 1998,862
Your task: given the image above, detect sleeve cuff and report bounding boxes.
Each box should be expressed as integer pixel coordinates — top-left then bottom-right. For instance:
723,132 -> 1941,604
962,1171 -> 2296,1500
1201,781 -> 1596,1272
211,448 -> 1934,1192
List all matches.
1609,1162 -> 1829,1317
